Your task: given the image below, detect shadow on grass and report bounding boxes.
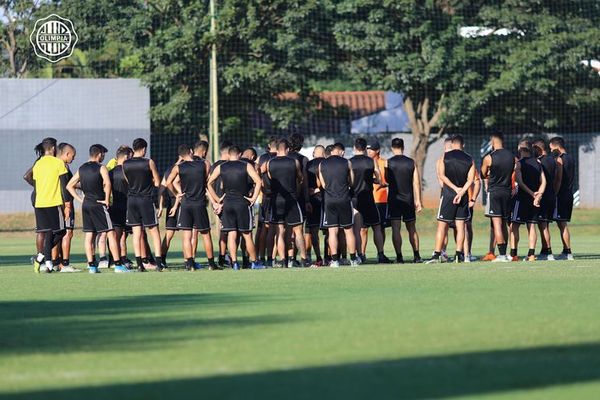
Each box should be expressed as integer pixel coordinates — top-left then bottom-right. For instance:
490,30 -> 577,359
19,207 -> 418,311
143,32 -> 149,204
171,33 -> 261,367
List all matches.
2,342 -> 600,399
0,294 -> 306,355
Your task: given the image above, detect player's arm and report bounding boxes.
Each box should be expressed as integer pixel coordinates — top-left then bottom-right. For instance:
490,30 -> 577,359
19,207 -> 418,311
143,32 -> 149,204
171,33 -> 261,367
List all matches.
149,159 -> 161,187
206,165 -> 222,205
534,163 -> 547,206
245,163 -> 262,206
413,164 -> 422,213
470,170 -> 482,206
317,163 -> 325,189
436,158 -> 445,188
348,160 -> 355,187
480,155 -> 491,180
23,166 -> 35,187
373,159 -> 382,185
66,171 -> 84,204
457,163 -> 476,202
59,171 -> 70,208
301,157 -> 309,200
438,155 -> 460,194
554,157 -> 563,194
98,165 -> 112,206
514,161 -> 533,196
164,165 -> 182,216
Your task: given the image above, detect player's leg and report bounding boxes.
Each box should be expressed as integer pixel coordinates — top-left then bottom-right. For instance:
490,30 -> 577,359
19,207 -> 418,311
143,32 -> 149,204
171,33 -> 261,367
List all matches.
557,221 -> 572,258
509,222 -> 520,261
465,219 -> 474,261
242,231 -> 259,268
525,222 -> 537,261
146,226 -> 164,268
309,226 -> 322,265
491,217 -> 508,259
391,219 -> 403,263
227,230 -> 239,269
427,221 -> 449,263
84,232 -> 96,269
343,225 -> 358,265
161,228 -> 176,265
405,220 -> 421,263
191,229 -> 199,258
352,210 -> 363,258
327,227 -> 340,267
182,228 -> 195,270
454,219 -> 466,262
61,228 -> 74,270
292,224 -> 307,265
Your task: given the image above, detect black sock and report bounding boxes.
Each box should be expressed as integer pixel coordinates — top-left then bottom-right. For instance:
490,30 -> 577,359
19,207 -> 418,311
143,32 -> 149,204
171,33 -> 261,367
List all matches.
267,256 -> 273,262
100,256 -> 107,262
377,251 -> 384,257
88,261 -> 95,267
142,257 -> 149,264
208,257 -> 214,263
120,256 -> 128,264
540,247 -> 548,255
396,252 -> 403,260
52,259 -> 59,267
316,256 -> 323,262
156,256 -> 163,265
432,251 -> 441,259
498,243 -> 507,256
413,250 -> 420,259
186,257 -> 194,267
455,251 -> 464,259
332,254 -> 339,261
135,257 -> 143,267
114,259 -> 122,266
62,258 -> 70,266
350,253 -> 357,261
510,248 -> 517,257
528,248 -> 535,257
563,248 -> 571,254
547,247 -> 552,255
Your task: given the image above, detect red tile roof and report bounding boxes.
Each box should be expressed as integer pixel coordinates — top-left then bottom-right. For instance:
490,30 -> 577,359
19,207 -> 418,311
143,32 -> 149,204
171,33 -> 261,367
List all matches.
278,91 -> 386,118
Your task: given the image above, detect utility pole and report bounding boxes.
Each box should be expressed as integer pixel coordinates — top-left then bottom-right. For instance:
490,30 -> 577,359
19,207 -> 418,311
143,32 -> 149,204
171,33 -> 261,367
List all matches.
209,0 -> 219,162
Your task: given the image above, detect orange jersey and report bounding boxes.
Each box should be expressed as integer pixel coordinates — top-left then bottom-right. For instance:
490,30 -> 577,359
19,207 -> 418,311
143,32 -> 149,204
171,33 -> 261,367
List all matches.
373,156 -> 388,203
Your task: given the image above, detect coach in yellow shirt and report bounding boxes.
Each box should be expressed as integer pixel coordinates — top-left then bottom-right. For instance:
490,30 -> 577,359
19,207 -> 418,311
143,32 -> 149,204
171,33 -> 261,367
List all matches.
32,137 -> 69,273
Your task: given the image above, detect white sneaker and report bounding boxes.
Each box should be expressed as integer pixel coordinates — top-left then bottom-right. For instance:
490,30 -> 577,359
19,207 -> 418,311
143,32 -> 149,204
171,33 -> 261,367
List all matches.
546,254 -> 555,261
464,254 -> 471,263
39,265 -> 51,273
98,259 -> 110,269
492,255 -> 511,263
350,258 -> 361,267
60,266 -> 80,273
555,253 -> 574,261
330,260 -> 340,268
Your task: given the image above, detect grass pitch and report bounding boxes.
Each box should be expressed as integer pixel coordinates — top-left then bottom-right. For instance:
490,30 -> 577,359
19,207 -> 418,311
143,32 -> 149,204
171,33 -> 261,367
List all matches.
1,209 -> 600,399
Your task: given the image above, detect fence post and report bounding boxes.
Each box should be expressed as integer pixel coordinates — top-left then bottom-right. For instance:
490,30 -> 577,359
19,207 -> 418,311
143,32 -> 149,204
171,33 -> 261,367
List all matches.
209,0 -> 219,163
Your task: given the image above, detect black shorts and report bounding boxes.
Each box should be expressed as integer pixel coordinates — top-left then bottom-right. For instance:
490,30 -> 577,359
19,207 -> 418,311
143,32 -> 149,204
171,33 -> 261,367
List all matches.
554,193 -> 573,222
82,201 -> 114,233
352,194 -> 381,226
109,203 -> 127,227
177,200 -> 210,231
387,200 -> 416,222
270,196 -> 304,226
165,208 -> 179,231
220,200 -> 254,233
511,197 -> 539,225
258,196 -> 271,224
485,190 -> 512,219
322,197 -> 354,228
35,206 -> 65,233
64,208 -> 75,230
306,196 -> 322,228
376,203 -> 390,228
537,193 -> 556,222
437,191 -> 470,222
126,196 -> 158,227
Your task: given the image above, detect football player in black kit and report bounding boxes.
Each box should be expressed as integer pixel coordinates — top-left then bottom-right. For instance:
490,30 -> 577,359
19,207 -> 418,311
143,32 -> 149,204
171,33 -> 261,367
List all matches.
267,139 -> 308,267
165,144 -> 219,270
509,144 -> 546,261
122,138 -> 166,272
305,145 -> 325,266
549,136 -> 574,260
160,153 -> 183,267
533,139 -> 561,261
256,137 -> 278,266
350,138 -> 390,264
383,138 -> 423,263
428,135 -> 476,263
109,145 -> 133,268
207,145 -> 263,270
67,145 -> 130,273
193,140 -> 209,160
480,133 -> 515,262
287,133 -> 312,264
210,141 -> 233,267
318,142 -> 360,268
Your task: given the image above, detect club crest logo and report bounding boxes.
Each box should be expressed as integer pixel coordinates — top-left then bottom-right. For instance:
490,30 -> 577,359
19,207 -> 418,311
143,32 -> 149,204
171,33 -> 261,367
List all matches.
30,14 -> 78,63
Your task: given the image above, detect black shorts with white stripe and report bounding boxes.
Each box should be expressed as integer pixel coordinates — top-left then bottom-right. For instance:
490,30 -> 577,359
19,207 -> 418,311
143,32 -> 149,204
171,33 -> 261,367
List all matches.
126,196 -> 158,227
511,196 -> 538,225
437,189 -> 470,222
176,199 -> 210,231
64,209 -> 75,230
82,201 -> 113,233
35,206 -> 65,233
220,200 -> 254,233
269,196 -> 304,226
322,197 -> 354,228
485,190 -> 512,220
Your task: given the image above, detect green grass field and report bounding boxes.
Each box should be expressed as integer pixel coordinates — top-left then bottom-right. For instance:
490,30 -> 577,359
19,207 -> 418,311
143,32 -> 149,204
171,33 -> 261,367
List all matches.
1,209 -> 600,399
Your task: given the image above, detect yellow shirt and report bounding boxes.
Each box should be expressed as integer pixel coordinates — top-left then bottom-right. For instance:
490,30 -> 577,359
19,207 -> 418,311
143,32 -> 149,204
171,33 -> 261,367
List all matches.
32,156 -> 68,208
106,158 -> 118,171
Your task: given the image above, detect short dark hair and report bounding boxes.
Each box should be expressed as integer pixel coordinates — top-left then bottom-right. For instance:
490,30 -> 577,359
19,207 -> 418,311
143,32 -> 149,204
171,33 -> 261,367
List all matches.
354,138 -> 367,151
277,138 -> 290,150
89,144 -> 108,157
451,134 -> 464,146
132,138 -> 148,151
324,145 -> 333,156
194,140 -> 209,152
58,142 -> 74,154
491,132 -> 504,142
289,133 -> 304,152
41,137 -> 57,152
229,145 -> 241,155
268,136 -> 278,150
549,136 -> 566,148
391,138 -> 404,150
332,142 -> 345,152
220,140 -> 233,152
533,139 -> 547,154
178,144 -> 192,157
116,145 -> 132,158
244,147 -> 258,161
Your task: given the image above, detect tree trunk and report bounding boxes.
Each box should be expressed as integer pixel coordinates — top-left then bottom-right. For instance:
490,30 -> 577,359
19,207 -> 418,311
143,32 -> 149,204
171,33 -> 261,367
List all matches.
404,95 -> 445,188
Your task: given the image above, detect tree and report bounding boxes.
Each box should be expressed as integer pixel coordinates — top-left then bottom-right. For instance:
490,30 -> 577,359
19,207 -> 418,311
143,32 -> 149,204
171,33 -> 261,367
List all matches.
0,0 -> 43,77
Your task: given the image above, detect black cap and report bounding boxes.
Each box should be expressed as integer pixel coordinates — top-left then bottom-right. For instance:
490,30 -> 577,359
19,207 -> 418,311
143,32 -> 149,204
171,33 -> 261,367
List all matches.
367,139 -> 380,150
